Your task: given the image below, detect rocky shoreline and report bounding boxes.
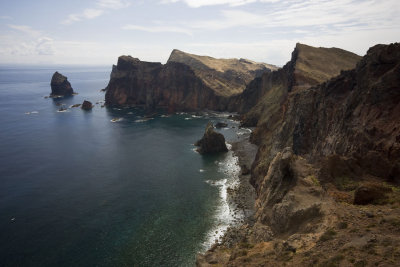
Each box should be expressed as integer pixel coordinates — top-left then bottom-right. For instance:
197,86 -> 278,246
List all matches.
207,126 -> 258,249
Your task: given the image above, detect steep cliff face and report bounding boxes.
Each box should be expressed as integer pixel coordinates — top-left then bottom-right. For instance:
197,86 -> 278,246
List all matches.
198,43 -> 400,266
105,51 -> 274,111
104,55 -> 223,110
253,43 -> 400,190
168,49 -> 277,97
230,43 -> 361,121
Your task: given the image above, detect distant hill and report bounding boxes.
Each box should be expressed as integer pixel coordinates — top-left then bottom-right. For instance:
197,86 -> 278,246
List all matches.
168,49 -> 278,97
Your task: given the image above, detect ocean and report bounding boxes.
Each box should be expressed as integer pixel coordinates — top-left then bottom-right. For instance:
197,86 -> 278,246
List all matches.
0,66 -> 246,266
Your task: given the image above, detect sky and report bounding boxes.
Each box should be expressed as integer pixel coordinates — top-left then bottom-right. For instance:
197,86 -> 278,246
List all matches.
0,0 -> 399,66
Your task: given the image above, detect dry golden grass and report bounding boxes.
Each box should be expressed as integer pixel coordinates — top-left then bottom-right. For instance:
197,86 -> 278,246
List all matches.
168,49 -> 278,97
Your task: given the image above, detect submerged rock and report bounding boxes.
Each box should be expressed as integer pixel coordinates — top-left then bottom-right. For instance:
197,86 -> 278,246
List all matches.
215,122 -> 228,128
195,122 -> 228,154
50,72 -> 74,96
81,100 -> 93,110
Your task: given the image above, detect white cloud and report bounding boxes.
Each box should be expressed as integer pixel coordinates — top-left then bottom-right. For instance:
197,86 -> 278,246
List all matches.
36,37 -> 55,55
62,0 -> 129,25
122,24 -> 192,35
160,0 -> 281,8
184,0 -> 400,31
8,24 -> 41,37
2,25 -> 55,58
62,9 -> 104,24
97,0 -> 131,9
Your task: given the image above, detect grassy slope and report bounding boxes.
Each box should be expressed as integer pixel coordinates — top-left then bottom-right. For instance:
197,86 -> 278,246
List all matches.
168,49 -> 278,97
293,43 -> 362,92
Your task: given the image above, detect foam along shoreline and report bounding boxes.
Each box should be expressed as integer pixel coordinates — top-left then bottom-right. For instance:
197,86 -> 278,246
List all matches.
200,128 -> 257,252
201,149 -> 242,251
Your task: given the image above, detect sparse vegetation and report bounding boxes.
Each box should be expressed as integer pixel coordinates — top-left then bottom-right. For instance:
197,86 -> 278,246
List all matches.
354,259 -> 367,267
334,176 -> 359,191
338,221 -> 348,229
306,175 -> 320,186
320,254 -> 344,267
319,229 -> 337,242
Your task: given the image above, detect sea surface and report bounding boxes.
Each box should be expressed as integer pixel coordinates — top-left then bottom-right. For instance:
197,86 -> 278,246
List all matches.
0,65 -> 247,266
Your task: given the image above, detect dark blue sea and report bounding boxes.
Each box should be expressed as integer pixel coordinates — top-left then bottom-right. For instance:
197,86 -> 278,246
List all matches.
0,66 -> 247,266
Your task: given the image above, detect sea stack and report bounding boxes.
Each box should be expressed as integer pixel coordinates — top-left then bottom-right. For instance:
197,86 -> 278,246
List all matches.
195,122 -> 228,154
81,100 -> 93,110
50,71 -> 74,96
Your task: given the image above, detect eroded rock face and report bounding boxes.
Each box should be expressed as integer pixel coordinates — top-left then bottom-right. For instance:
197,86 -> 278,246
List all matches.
50,72 -> 74,96
195,122 -> 228,154
104,51 -> 275,111
197,43 -> 400,266
249,42 -> 400,238
228,43 -> 361,116
104,56 -> 225,111
255,148 -> 325,234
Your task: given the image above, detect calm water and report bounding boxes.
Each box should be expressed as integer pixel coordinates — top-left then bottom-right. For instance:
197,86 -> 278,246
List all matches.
0,66 -> 244,266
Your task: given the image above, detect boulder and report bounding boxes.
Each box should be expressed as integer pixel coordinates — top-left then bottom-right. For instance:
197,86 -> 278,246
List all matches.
81,100 -> 93,110
215,122 -> 228,128
195,122 -> 228,154
241,164 -> 250,175
50,72 -> 74,96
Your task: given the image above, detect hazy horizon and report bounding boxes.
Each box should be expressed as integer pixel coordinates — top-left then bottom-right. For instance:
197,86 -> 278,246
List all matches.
0,0 -> 399,66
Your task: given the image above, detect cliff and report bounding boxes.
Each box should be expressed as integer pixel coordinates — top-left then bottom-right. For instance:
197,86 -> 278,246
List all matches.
230,43 -> 361,121
105,51 -> 274,111
197,44 -> 400,266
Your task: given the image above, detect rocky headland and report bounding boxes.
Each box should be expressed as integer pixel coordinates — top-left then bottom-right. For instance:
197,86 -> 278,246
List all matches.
50,71 -> 74,96
197,43 -> 400,266
104,50 -> 275,111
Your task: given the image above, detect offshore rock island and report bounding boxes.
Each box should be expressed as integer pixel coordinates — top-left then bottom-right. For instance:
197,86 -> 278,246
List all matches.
195,122 -> 228,154
103,43 -> 400,266
50,71 -> 74,96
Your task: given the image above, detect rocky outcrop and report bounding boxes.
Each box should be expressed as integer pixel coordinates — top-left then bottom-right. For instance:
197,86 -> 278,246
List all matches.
195,122 -> 228,154
81,100 -> 93,110
50,72 -> 74,96
197,43 -> 400,266
104,51 -> 275,111
228,43 -> 361,121
249,43 -> 400,215
215,122 -> 228,128
105,56 -> 224,111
